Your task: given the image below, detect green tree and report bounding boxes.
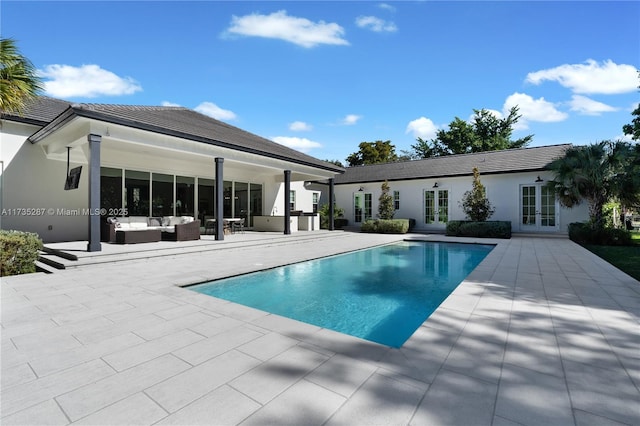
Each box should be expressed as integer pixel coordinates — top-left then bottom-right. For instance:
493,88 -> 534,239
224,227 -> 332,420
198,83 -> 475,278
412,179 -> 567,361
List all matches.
346,140 -> 398,166
324,159 -> 345,167
410,106 -> 532,159
459,167 -> 494,221
622,104 -> 640,141
547,141 -> 640,229
0,38 -> 43,115
377,181 -> 395,220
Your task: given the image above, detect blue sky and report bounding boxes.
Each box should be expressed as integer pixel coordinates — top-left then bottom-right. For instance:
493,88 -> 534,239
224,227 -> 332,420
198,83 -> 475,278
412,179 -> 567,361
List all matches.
3,1 -> 638,163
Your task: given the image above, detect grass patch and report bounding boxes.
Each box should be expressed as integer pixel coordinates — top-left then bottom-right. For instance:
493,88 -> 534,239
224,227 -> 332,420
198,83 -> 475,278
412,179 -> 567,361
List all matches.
584,231 -> 640,281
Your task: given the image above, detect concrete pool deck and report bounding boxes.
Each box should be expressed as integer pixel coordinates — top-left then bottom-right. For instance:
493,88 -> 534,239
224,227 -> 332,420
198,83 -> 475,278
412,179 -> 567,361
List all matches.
1,232 -> 639,425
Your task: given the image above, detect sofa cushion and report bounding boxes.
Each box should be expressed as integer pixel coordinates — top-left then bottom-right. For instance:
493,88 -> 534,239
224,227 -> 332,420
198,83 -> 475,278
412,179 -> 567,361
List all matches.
148,217 -> 162,227
181,216 -> 194,224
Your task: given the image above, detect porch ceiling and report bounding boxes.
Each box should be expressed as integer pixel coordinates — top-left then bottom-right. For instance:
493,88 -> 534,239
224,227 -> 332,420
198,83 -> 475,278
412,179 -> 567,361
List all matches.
32,116 -> 339,182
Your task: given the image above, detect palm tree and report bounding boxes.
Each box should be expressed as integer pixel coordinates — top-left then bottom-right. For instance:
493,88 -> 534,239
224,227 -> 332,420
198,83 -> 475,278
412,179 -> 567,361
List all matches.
547,141 -> 640,229
0,38 -> 43,115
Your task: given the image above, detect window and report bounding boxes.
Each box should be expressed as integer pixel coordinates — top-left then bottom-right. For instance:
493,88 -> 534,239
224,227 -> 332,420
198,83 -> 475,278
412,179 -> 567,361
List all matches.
289,190 -> 296,210
152,173 -> 173,217
125,170 -> 150,216
364,193 -> 372,220
312,193 -> 319,214
198,178 -> 215,220
424,189 -> 448,224
393,190 -> 400,210
176,176 -> 194,216
101,167 -> 122,215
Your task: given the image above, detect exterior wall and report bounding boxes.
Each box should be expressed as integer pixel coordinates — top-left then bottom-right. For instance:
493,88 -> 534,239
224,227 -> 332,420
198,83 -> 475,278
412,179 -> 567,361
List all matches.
1,121 -> 89,242
334,172 -> 589,234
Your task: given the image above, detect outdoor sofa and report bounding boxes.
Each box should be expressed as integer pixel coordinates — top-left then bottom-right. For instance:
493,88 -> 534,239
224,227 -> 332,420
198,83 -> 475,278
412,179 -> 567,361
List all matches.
101,216 -> 201,243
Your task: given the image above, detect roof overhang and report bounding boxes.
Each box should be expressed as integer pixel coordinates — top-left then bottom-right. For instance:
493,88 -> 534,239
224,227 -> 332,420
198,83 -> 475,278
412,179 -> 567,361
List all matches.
27,106 -> 342,181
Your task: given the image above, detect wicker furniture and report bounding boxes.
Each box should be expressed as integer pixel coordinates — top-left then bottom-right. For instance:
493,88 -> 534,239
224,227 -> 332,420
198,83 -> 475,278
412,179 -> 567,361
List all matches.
102,216 -> 201,243
115,229 -> 161,244
161,220 -> 201,241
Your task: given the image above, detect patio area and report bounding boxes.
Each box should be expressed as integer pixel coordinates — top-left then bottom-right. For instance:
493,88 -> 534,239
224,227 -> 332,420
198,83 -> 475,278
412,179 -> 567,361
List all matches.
2,232 -> 639,425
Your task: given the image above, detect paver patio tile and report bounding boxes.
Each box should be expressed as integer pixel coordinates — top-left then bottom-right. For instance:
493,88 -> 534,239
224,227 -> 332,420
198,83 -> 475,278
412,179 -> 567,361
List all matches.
573,409 -> 631,426
29,332 -> 144,377
306,354 -> 377,398
153,303 -> 204,320
132,311 -> 219,341
249,313 -> 321,339
241,379 -> 346,426
325,372 -> 425,426
172,326 -> 264,366
236,331 -> 300,361
72,314 -> 163,345
1,399 -> 69,426
495,364 -> 573,426
146,350 -> 261,413
229,345 -> 329,405
55,354 -> 190,422
103,329 -> 205,371
187,315 -> 245,338
155,385 -> 260,425
1,359 -> 114,418
1,362 -> 37,388
410,369 -> 498,426
72,392 -> 166,425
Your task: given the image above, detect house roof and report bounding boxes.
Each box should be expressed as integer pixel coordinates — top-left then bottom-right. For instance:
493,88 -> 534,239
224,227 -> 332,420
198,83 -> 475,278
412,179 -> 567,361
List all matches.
334,144 -> 571,184
2,97 -> 344,174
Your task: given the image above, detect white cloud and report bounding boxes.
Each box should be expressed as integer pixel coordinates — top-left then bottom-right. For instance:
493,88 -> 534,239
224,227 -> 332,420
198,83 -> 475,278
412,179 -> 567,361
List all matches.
271,136 -> 322,153
341,114 -> 362,125
569,95 -> 618,115
525,59 -> 637,95
39,64 -> 142,98
289,121 -> 313,131
355,16 -> 397,32
467,109 -> 503,123
378,3 -> 396,12
225,10 -> 348,48
503,92 -> 568,129
405,117 -> 439,140
161,101 -> 181,107
194,102 -> 237,121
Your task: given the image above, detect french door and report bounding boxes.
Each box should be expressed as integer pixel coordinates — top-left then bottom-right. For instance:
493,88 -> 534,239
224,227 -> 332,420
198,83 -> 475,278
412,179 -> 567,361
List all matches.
520,185 -> 558,231
354,192 -> 372,223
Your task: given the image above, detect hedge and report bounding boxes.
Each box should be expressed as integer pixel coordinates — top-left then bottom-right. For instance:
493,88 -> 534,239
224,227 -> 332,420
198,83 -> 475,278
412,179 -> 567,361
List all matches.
0,230 -> 43,276
446,221 -> 512,239
361,219 -> 410,234
568,222 -> 632,246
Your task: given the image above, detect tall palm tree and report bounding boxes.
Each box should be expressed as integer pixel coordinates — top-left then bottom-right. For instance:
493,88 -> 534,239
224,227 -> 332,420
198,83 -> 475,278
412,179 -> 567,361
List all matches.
547,141 -> 640,229
0,38 -> 43,115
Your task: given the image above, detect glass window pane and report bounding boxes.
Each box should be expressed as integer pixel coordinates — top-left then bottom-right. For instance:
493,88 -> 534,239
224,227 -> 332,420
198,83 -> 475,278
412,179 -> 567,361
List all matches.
234,181 -> 248,220
125,170 -> 150,216
425,191 -> 435,223
176,176 -> 194,216
101,167 -> 122,216
354,193 -> 363,223
198,178 -> 215,223
223,181 -> 233,217
364,194 -> 372,220
249,183 -> 262,226
438,190 -> 449,223
152,173 -> 173,217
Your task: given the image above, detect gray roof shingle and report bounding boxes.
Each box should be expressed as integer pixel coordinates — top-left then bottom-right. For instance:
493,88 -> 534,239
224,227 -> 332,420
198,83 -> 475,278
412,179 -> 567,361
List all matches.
334,144 -> 571,184
3,97 -> 344,173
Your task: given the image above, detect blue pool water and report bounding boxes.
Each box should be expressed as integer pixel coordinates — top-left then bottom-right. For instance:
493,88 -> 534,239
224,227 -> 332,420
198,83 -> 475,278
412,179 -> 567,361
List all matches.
191,241 -> 493,347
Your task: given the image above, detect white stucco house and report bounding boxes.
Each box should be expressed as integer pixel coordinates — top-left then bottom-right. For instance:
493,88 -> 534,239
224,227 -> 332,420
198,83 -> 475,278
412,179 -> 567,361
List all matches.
1,97 -> 343,250
330,145 -> 589,234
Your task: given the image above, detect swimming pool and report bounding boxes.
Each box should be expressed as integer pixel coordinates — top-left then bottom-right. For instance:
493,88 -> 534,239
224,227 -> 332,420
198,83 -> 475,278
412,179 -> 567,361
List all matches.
191,241 -> 493,347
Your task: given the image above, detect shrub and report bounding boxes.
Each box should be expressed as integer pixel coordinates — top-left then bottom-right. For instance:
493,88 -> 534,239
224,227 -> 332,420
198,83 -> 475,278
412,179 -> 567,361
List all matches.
0,230 -> 43,276
446,221 -> 511,239
319,203 -> 345,229
568,222 -> 632,246
361,219 -> 410,234
378,181 -> 395,220
460,167 -> 495,221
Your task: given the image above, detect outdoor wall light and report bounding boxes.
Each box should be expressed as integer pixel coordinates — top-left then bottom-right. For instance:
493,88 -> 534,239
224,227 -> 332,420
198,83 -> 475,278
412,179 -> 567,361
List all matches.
358,186 -> 364,192
432,182 -> 439,188
535,176 -> 543,182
